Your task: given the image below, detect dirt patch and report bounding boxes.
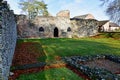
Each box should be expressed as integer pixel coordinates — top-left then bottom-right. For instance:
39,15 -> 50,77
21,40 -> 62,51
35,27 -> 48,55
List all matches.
79,59 -> 120,74
66,65 -> 91,80
12,42 -> 44,66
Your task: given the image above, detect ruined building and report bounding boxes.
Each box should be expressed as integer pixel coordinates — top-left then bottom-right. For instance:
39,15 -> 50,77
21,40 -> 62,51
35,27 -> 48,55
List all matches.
16,10 -> 120,39
16,10 -> 99,38
0,1 -> 99,79
0,0 -> 120,80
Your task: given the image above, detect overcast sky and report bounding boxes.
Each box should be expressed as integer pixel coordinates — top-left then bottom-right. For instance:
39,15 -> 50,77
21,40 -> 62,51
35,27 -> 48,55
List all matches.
6,0 -> 109,20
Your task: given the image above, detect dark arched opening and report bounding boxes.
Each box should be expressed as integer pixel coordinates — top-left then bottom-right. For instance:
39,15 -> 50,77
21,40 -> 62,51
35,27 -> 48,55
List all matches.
54,27 -> 58,37
39,27 -> 44,32
67,27 -> 71,32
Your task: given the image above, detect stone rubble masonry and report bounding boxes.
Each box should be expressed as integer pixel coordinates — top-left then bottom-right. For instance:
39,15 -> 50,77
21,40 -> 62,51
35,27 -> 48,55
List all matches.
16,15 -> 72,38
0,1 -> 17,80
16,15 -> 99,38
56,10 -> 70,18
71,18 -> 98,37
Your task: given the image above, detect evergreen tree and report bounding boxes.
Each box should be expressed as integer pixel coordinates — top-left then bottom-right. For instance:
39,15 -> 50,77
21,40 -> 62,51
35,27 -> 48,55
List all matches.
19,0 -> 48,19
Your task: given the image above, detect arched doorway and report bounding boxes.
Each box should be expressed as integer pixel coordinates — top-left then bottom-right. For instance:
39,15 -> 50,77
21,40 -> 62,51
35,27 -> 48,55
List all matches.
39,27 -> 44,32
67,27 -> 71,32
54,27 -> 58,37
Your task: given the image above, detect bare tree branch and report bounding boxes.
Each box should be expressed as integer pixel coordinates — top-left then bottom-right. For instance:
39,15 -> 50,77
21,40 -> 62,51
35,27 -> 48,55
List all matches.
101,0 -> 120,25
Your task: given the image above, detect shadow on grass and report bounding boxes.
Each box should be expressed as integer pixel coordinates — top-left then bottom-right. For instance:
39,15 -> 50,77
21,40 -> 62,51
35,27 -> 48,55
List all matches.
17,67 -> 84,80
15,38 -> 120,80
18,38 -> 120,62
42,38 -> 120,56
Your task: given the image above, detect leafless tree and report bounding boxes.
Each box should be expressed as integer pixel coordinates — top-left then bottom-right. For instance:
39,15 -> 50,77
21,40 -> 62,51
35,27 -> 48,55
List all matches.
101,0 -> 120,25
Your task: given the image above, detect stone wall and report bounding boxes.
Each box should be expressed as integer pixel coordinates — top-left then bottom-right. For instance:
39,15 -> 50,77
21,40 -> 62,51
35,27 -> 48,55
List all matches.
16,15 -> 72,38
56,10 -> 70,18
17,15 -> 99,38
0,1 -> 17,80
16,10 -> 99,38
71,18 -> 98,37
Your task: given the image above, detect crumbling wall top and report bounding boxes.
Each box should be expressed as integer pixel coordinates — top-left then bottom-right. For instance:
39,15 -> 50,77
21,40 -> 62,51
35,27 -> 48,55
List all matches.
56,10 -> 70,18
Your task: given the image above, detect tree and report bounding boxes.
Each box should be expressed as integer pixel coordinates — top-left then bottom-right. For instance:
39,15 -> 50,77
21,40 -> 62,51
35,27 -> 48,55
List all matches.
100,0 -> 120,25
19,0 -> 48,19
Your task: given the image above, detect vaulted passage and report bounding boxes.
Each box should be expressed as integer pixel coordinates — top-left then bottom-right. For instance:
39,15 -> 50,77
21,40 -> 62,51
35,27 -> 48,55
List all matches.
54,27 -> 59,37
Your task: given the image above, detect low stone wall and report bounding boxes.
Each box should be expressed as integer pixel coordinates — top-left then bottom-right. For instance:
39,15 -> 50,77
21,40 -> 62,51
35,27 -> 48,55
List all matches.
63,55 -> 120,80
0,1 -> 17,80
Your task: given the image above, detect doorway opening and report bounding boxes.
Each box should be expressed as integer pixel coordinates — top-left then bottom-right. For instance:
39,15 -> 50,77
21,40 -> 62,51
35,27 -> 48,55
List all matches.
54,27 -> 59,37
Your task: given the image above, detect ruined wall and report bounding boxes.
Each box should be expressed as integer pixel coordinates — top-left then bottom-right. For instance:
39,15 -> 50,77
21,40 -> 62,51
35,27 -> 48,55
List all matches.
71,18 -> 98,37
17,15 -> 72,38
0,1 -> 17,80
56,10 -> 70,18
17,10 -> 99,38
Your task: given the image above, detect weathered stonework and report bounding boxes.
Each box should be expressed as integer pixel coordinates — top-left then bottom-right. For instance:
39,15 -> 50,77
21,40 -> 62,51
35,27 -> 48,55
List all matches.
71,18 -> 98,37
63,55 -> 120,80
74,14 -> 95,19
16,15 -> 72,38
0,1 -> 17,80
16,15 -> 99,38
0,1 -> 118,80
56,10 -> 70,18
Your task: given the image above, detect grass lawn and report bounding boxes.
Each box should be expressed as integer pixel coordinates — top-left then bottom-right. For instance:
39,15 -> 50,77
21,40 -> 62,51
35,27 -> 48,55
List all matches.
18,38 -> 120,62
16,67 -> 84,80
14,38 -> 120,80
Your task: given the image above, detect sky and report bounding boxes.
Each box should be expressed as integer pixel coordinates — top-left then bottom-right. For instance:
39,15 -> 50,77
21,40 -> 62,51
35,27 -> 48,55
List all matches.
6,0 -> 109,20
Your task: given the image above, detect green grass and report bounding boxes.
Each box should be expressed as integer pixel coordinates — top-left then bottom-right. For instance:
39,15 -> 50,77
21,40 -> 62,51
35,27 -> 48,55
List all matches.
17,38 -> 120,62
17,67 -> 84,80
16,38 -> 120,80
99,33 -> 120,38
